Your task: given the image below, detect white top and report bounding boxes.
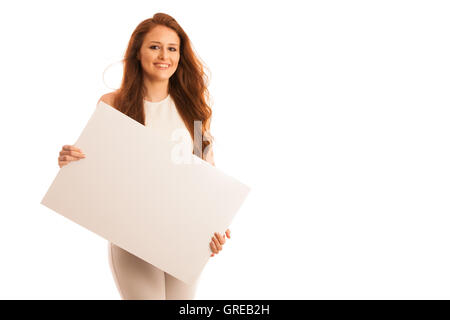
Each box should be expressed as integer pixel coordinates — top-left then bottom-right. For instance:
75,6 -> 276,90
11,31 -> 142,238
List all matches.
144,94 -> 194,158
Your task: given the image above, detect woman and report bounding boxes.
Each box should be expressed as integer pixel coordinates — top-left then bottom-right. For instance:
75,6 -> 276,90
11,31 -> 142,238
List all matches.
57,12 -> 231,300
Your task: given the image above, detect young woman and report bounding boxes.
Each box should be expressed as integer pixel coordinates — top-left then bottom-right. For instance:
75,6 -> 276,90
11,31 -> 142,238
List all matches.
57,12 -> 231,300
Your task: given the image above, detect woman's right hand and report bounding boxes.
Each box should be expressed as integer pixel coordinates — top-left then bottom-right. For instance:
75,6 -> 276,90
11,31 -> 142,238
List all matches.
58,145 -> 86,168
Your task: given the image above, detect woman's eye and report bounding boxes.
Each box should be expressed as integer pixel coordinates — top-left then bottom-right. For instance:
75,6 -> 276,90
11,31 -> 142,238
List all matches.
150,46 -> 176,51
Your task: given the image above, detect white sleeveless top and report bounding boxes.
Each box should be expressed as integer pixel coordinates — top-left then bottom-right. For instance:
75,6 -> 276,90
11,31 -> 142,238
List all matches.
144,94 -> 194,158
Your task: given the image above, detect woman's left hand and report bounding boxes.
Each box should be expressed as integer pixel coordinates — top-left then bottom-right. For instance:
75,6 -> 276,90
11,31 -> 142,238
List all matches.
210,229 -> 231,257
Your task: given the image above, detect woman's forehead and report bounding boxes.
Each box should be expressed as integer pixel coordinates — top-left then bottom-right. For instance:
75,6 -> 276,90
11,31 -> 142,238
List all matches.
144,26 -> 180,45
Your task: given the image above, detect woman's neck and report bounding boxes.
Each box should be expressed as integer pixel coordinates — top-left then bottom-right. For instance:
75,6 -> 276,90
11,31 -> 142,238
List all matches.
143,77 -> 169,102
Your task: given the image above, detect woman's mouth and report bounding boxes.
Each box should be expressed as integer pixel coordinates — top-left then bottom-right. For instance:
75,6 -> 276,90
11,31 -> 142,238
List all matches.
154,63 -> 170,70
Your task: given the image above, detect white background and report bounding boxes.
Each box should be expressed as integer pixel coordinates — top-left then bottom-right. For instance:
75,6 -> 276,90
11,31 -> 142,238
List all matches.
0,0 -> 449,299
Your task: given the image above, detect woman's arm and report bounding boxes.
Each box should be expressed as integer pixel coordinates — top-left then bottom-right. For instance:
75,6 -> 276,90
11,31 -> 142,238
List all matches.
205,139 -> 231,258
204,118 -> 215,166
205,146 -> 215,167
204,118 -> 230,257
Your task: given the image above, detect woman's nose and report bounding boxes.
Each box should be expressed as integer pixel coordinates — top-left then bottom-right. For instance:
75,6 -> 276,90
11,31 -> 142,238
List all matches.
158,49 -> 169,59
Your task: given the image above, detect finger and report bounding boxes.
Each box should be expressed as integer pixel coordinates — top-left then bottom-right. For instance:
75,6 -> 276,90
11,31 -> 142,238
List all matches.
59,161 -> 69,168
63,145 -> 84,154
215,232 -> 225,245
63,145 -> 81,151
210,240 -> 218,254
210,253 -> 215,257
59,155 -> 82,162
209,241 -> 217,253
211,238 -> 220,252
60,149 -> 85,156
212,236 -> 222,251
59,154 -> 84,161
225,229 -> 231,238
60,150 -> 85,158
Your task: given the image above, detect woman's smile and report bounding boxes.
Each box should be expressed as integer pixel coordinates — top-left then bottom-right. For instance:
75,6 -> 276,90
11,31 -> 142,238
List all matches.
154,63 -> 170,70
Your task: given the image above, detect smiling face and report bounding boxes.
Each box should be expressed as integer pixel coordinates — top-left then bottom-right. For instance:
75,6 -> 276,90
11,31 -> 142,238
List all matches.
138,25 -> 181,82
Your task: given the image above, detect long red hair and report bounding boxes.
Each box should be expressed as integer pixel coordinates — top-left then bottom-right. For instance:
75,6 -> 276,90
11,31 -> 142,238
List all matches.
111,12 -> 214,160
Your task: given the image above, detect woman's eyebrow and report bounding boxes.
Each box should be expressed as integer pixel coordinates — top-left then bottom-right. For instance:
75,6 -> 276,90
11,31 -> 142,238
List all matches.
150,41 -> 179,46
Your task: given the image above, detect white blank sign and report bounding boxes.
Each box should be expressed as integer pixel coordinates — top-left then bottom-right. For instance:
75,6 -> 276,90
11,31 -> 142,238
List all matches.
40,101 -> 250,284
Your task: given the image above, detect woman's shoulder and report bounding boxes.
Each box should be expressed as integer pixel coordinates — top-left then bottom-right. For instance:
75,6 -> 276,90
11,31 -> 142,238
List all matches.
98,90 -> 119,109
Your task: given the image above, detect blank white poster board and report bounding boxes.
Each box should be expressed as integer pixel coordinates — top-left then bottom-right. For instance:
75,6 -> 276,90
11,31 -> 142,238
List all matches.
40,100 -> 251,284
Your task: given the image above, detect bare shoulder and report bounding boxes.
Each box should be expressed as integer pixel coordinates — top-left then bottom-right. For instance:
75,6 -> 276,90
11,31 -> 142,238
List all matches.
98,90 -> 119,108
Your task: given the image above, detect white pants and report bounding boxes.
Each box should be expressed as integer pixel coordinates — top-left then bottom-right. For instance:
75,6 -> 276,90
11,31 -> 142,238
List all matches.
107,241 -> 200,300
